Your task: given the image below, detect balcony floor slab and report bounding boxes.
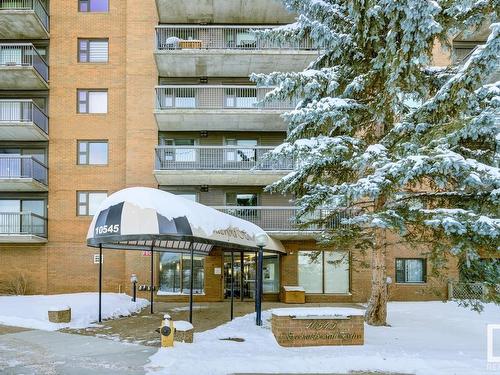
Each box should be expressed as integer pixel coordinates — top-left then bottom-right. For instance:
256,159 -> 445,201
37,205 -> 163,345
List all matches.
154,50 -> 318,77
154,110 -> 286,132
0,234 -> 47,243
154,170 -> 288,186
0,67 -> 48,90
156,0 -> 294,24
0,178 -> 48,192
0,123 -> 48,141
0,11 -> 49,39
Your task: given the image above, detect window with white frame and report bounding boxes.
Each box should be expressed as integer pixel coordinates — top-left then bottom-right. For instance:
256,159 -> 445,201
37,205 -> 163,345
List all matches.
77,89 -> 108,114
78,39 -> 109,63
77,191 -> 107,216
298,251 -> 350,293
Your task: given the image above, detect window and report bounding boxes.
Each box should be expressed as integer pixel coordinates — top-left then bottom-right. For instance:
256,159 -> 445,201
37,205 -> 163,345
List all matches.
226,192 -> 258,207
0,199 -> 46,235
225,139 -> 257,162
77,191 -> 107,216
78,90 -> 108,114
159,253 -> 205,294
161,139 -> 196,162
78,39 -> 109,63
79,0 -> 109,12
78,141 -> 108,165
298,251 -> 350,293
395,259 -> 427,283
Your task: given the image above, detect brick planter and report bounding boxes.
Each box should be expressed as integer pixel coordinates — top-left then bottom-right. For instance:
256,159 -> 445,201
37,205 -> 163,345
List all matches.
48,307 -> 71,323
174,321 -> 194,343
272,313 -> 364,347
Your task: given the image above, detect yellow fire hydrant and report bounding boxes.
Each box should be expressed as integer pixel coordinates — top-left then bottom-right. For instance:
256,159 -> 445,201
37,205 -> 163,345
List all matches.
160,314 -> 174,348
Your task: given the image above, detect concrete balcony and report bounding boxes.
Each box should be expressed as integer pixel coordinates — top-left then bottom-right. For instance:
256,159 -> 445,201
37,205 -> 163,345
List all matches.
155,25 -> 318,77
0,44 -> 49,90
155,0 -> 294,24
0,0 -> 49,39
155,85 -> 295,131
0,212 -> 47,243
214,206 -> 351,239
0,100 -> 48,140
154,145 -> 291,186
0,155 -> 48,191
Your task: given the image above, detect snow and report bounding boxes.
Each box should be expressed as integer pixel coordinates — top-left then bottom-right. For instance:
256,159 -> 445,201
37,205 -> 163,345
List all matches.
174,321 -> 194,332
146,302 -> 500,375
282,286 -> 305,291
89,187 -> 267,238
271,307 -> 364,317
0,293 -> 148,331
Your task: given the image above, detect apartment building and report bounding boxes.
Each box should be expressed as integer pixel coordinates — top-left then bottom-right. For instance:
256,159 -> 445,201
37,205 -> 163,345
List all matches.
0,1 -> 489,303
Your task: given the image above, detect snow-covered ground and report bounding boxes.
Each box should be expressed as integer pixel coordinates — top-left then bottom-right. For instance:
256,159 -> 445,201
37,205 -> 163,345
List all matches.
0,293 -> 148,331
146,302 -> 500,375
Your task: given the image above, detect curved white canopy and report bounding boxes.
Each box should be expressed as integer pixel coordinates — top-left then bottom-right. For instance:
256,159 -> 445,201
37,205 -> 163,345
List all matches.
86,187 -> 285,254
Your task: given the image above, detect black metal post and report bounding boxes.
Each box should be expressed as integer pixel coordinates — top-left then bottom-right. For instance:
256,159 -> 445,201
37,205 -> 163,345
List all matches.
240,251 -> 244,301
230,251 -> 234,320
254,251 -> 257,311
255,246 -> 264,326
132,281 -> 137,302
150,244 -> 154,314
98,244 -> 102,323
189,243 -> 194,323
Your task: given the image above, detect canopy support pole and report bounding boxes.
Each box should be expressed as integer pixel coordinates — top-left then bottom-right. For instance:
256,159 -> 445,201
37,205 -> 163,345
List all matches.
150,243 -> 154,315
254,251 -> 257,313
255,246 -> 264,326
230,251 -> 234,320
98,244 -> 102,323
189,242 -> 194,323
240,251 -> 244,301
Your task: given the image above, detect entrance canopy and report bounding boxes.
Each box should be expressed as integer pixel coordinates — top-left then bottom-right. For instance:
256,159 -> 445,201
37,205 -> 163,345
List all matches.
86,187 -> 284,254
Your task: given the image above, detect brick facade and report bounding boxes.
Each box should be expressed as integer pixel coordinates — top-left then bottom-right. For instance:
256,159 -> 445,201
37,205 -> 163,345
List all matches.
0,1 -> 460,304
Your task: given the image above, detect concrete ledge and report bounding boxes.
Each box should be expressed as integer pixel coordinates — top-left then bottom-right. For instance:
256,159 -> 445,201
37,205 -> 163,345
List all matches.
154,169 -> 288,186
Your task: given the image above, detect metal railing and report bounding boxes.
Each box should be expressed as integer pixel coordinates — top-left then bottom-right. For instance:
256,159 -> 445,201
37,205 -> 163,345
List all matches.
448,281 -> 500,301
155,145 -> 293,170
0,99 -> 48,134
155,85 -> 296,111
0,0 -> 49,31
0,44 -> 49,82
0,155 -> 48,185
0,211 -> 47,237
156,25 -> 315,51
214,206 -> 352,231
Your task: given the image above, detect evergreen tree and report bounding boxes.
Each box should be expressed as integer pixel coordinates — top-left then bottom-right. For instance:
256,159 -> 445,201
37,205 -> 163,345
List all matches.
252,0 -> 500,325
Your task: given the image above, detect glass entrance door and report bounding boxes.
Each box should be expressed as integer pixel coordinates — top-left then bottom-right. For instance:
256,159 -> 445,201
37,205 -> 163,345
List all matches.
224,252 -> 257,300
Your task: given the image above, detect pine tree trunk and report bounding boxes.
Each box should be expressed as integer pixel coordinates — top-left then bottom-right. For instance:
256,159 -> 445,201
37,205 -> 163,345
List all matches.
365,229 -> 388,326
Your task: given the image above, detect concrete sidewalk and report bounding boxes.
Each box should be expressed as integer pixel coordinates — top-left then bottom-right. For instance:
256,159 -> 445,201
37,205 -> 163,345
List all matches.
0,326 -> 155,375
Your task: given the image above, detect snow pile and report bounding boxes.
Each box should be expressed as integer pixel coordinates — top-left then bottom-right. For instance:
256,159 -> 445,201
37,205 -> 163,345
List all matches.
146,302 -> 500,375
0,293 -> 148,331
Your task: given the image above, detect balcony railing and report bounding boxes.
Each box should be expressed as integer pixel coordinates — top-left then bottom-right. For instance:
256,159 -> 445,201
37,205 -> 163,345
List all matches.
155,146 -> 293,170
214,206 -> 352,232
156,85 -> 296,111
0,155 -> 48,185
0,211 -> 47,237
0,0 -> 49,32
156,25 -> 315,51
0,99 -> 48,134
0,44 -> 49,82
